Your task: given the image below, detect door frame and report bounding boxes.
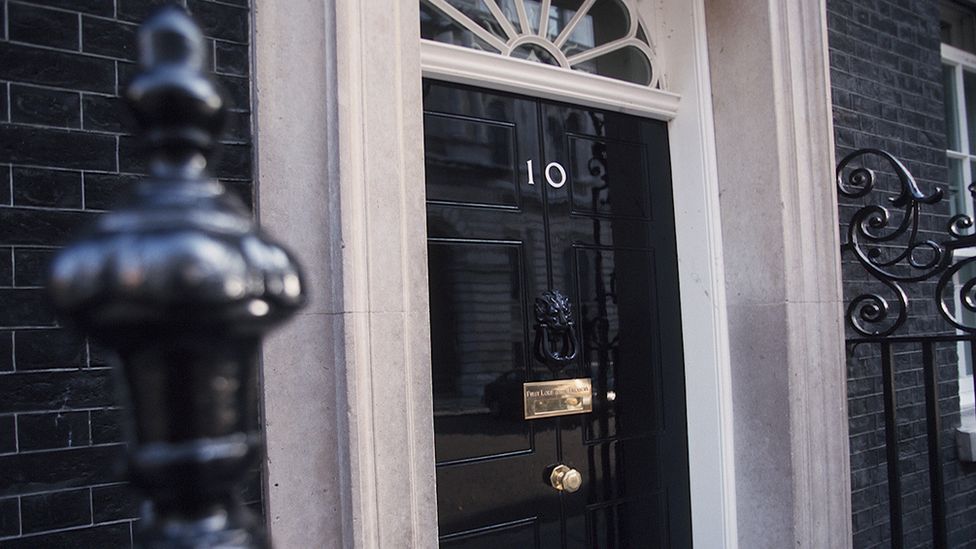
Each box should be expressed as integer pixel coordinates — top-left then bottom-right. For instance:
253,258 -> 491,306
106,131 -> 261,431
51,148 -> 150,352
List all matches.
253,0 -> 849,547
420,3 -> 737,545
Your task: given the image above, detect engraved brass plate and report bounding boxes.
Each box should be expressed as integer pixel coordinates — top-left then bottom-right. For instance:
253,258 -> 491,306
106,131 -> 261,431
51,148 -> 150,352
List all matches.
523,378 -> 593,420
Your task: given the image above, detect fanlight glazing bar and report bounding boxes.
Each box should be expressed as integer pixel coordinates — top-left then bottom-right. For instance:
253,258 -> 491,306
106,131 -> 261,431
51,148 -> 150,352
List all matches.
421,0 -> 660,88
538,0 -> 552,37
514,0 -> 531,36
553,0 -> 598,49
427,0 -> 509,51
568,36 -> 639,64
483,0 -> 519,41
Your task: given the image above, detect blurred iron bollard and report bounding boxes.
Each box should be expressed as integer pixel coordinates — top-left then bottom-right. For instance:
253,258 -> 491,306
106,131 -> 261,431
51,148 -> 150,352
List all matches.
47,6 -> 305,548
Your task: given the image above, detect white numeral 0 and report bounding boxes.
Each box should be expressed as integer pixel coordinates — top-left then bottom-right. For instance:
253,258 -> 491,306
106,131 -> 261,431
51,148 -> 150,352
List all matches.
545,162 -> 567,188
526,160 -> 567,189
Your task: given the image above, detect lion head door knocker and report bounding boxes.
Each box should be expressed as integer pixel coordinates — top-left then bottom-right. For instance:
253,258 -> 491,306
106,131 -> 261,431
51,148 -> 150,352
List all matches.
534,289 -> 579,370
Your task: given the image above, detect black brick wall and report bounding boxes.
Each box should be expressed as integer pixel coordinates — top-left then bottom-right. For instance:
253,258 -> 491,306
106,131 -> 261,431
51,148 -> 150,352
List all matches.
0,0 -> 256,546
827,0 -> 976,547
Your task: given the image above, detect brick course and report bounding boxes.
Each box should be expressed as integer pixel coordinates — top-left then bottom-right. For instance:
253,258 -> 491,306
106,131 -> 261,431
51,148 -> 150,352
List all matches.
0,0 -> 256,545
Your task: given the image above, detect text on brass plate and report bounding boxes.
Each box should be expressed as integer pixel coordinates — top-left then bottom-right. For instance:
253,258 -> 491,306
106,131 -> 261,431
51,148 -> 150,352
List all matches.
523,378 -> 593,420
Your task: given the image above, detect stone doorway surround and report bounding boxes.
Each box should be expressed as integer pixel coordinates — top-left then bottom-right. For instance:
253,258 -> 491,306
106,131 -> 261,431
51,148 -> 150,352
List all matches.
252,0 -> 850,547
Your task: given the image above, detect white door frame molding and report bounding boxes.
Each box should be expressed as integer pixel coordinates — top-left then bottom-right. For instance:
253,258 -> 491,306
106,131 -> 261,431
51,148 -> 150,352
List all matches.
705,0 -> 851,547
328,1 -> 438,546
420,41 -> 681,119
642,2 -> 740,546
255,1 -> 437,547
419,2 -> 740,546
254,0 -> 849,547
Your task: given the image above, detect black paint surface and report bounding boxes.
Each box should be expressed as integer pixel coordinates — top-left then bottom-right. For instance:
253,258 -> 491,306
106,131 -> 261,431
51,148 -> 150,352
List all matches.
424,81 -> 691,548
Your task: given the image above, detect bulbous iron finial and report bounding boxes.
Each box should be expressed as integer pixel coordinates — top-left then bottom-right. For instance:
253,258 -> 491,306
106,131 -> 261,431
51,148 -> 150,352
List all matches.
47,6 -> 305,548
126,6 -> 225,180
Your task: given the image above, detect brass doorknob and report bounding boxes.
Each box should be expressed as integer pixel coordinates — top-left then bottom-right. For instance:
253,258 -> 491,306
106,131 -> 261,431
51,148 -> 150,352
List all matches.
550,464 -> 583,493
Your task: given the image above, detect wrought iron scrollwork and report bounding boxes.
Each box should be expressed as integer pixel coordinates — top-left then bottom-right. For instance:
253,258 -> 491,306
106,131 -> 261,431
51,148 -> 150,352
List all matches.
534,289 -> 579,369
839,148 -> 976,336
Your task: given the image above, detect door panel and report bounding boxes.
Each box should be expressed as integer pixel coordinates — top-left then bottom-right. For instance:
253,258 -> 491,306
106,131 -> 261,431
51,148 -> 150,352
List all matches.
425,113 -> 523,209
428,240 -> 532,464
566,135 -> 651,220
574,246 -> 664,443
440,519 -> 540,548
425,83 -> 559,547
425,81 -> 691,548
543,102 -> 691,548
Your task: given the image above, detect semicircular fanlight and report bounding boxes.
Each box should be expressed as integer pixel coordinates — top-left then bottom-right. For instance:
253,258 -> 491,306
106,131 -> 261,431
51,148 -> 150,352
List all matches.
420,0 -> 661,89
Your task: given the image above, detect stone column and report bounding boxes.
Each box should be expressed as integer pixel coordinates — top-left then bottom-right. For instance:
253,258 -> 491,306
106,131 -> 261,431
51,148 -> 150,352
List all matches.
706,0 -> 852,546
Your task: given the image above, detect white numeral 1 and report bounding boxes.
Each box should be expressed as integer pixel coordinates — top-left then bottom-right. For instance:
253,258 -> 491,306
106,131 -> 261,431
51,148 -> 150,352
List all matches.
527,159 -> 535,185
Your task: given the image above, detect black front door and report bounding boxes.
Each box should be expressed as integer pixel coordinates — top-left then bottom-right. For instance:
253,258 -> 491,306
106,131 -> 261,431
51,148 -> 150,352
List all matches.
424,81 -> 691,549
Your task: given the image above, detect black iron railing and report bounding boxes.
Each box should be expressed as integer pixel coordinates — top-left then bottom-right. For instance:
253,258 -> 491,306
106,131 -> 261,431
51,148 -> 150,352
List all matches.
840,148 -> 976,549
845,336 -> 952,548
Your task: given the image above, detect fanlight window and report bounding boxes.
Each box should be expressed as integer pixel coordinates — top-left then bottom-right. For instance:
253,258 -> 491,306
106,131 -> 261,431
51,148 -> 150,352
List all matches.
420,0 -> 660,88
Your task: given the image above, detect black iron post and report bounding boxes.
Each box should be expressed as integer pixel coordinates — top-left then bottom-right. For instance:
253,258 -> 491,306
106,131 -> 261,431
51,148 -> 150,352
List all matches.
47,7 -> 304,548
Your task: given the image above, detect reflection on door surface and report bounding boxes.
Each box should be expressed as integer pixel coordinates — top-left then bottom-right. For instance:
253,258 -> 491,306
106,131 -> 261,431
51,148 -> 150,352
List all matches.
424,81 -> 691,549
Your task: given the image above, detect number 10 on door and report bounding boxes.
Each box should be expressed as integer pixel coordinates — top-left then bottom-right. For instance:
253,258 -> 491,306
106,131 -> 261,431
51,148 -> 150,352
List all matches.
527,160 -> 567,189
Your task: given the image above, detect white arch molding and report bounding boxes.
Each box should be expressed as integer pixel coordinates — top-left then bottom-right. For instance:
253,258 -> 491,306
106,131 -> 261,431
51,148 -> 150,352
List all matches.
421,0 -> 681,119
422,0 -> 661,88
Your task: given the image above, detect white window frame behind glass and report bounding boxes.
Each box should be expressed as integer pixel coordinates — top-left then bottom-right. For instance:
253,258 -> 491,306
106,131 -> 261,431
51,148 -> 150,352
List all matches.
942,42 -> 976,422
